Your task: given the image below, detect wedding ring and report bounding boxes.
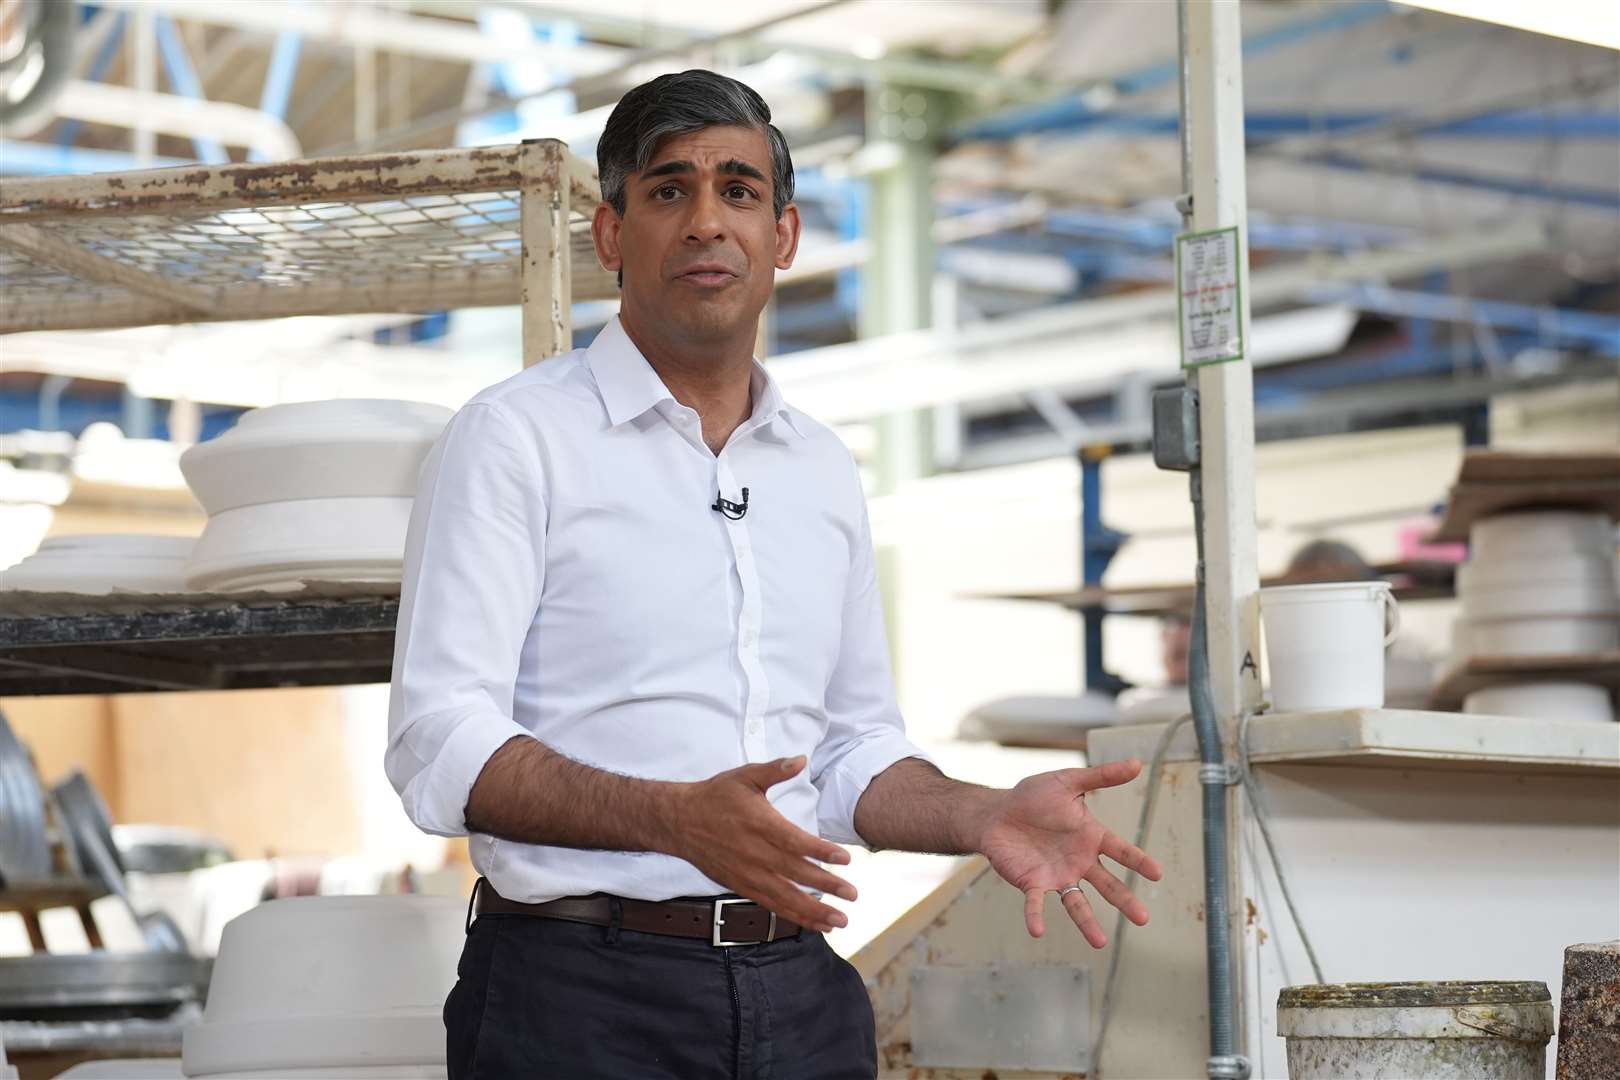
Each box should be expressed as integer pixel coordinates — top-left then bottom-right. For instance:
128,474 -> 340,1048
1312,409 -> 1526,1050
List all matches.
1057,884 -> 1083,898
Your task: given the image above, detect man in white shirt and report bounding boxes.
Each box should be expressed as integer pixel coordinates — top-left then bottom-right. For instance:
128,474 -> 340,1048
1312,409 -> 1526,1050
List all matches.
388,69 -> 1162,1078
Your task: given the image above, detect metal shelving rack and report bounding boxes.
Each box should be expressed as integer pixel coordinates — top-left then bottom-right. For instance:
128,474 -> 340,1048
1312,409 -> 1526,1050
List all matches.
0,140 -> 605,697
0,597 -> 400,696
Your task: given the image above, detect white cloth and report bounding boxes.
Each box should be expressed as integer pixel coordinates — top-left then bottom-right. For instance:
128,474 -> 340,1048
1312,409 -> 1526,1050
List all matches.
386,317 -> 930,903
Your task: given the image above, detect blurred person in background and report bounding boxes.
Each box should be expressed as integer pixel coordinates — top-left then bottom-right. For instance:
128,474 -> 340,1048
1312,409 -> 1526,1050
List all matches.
387,69 -> 1162,1079
1124,537 -> 1428,723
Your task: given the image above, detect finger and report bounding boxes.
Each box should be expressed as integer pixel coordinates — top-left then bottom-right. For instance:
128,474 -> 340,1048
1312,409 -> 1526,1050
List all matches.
775,820 -> 853,866
1100,832 -> 1164,882
739,755 -> 808,791
756,878 -> 847,932
776,854 -> 858,903
1061,884 -> 1108,949
1023,888 -> 1046,939
1054,758 -> 1143,796
1085,863 -> 1149,927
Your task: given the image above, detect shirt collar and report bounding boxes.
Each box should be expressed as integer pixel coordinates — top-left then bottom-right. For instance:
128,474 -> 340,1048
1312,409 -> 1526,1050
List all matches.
586,316 -> 805,440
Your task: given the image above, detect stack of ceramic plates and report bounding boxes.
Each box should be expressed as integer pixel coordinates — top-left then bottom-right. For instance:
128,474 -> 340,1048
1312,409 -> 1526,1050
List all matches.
1462,682 -> 1615,724
182,895 -> 462,1078
179,400 -> 451,591
0,534 -> 193,595
1452,510 -> 1619,723
1453,511 -> 1619,661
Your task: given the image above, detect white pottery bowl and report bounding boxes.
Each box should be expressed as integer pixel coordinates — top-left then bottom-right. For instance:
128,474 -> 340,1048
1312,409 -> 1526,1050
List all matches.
1465,615 -> 1620,657
183,497 -> 415,592
1460,578 -> 1620,621
1469,511 -> 1617,563
181,895 -> 462,1078
53,1062 -> 184,1078
1456,552 -> 1618,590
1463,682 -> 1615,724
1,534 -> 194,594
180,400 -> 450,515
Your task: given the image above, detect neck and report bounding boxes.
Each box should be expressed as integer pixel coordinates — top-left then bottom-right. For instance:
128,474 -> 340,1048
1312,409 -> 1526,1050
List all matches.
618,310 -> 757,449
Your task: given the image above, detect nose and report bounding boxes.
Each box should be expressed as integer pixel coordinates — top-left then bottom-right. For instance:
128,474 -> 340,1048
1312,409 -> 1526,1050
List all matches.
683,185 -> 726,244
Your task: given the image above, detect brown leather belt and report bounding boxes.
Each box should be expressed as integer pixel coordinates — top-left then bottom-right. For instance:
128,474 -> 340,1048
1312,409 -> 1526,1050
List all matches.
471,879 -> 802,946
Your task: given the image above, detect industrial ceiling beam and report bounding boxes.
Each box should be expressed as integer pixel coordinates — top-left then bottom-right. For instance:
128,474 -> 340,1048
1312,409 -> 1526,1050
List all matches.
765,220 -> 1551,422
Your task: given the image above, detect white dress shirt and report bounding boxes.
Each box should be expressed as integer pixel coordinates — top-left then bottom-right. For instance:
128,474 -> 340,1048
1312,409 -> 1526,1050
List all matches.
386,316 -> 930,903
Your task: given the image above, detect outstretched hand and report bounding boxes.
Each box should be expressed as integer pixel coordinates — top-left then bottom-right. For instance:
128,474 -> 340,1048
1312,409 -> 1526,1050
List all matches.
974,758 -> 1163,947
674,755 -> 857,934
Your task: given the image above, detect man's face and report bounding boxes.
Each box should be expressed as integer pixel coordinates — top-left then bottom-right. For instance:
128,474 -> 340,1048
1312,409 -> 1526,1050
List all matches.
593,125 -> 800,350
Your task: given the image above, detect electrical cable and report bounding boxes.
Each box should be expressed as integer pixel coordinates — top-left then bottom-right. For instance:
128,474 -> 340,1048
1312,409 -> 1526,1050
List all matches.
1236,709 -> 1326,985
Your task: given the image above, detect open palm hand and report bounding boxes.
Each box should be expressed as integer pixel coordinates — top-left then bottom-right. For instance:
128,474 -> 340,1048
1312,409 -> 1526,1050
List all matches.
976,759 -> 1163,947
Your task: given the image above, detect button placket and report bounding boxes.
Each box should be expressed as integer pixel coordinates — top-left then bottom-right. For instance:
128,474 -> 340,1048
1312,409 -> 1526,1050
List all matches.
716,455 -> 770,758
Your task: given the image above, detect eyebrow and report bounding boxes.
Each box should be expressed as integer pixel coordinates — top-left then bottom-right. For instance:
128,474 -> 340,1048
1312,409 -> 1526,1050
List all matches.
642,158 -> 768,184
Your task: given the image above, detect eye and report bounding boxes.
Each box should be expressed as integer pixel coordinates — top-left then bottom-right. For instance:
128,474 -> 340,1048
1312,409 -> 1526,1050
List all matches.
652,184 -> 682,201
725,184 -> 757,200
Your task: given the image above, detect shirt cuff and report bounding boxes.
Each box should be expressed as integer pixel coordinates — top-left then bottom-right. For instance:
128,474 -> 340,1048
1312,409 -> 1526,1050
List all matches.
815,735 -> 935,848
403,709 -> 532,838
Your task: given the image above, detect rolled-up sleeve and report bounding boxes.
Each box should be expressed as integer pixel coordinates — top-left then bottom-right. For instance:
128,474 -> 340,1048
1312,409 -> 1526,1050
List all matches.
811,472 -> 933,847
386,400 -> 544,837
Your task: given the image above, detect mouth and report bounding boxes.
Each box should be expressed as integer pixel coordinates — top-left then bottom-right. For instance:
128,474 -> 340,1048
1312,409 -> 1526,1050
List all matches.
674,263 -> 741,288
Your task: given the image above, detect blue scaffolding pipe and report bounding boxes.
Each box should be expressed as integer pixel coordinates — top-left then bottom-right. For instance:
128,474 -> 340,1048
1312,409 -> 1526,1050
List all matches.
153,16 -> 228,163
955,0 -> 1392,141
937,198 -> 1412,252
1302,151 -> 1620,210
56,11 -> 127,149
1311,284 -> 1620,354
259,33 -> 303,121
959,107 -> 1620,143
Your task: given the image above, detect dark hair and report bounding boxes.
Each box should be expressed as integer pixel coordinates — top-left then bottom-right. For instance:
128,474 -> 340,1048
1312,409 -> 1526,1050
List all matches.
1286,539 -> 1375,581
597,69 -> 795,221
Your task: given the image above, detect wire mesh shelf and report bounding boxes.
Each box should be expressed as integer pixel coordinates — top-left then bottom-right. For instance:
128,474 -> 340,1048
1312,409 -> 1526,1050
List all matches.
0,141 -> 613,340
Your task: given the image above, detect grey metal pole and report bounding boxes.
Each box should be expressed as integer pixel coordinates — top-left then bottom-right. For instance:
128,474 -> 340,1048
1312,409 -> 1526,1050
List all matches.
1177,2 -> 1256,1077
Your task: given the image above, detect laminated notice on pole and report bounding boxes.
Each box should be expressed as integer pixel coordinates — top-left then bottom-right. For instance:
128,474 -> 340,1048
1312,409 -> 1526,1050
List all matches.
1176,225 -> 1244,368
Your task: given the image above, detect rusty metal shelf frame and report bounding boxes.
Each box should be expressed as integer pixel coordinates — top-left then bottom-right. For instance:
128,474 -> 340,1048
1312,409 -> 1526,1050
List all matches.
0,596 -> 400,697
0,140 -> 610,365
0,142 -> 607,697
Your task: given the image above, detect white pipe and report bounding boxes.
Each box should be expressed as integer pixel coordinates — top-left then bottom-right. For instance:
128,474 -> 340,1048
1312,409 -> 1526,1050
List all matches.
95,0 -> 623,71
53,80 -> 302,160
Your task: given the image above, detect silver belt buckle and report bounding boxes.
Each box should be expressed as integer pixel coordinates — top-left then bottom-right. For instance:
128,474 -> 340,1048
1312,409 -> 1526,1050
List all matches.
712,898 -> 776,947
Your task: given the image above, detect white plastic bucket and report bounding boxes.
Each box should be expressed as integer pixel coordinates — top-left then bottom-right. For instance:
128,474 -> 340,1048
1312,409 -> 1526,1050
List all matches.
1277,981 -> 1553,1079
1260,582 -> 1399,713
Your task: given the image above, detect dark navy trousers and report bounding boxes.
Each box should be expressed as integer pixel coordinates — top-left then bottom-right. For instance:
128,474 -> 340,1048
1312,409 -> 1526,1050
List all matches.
444,909 -> 878,1079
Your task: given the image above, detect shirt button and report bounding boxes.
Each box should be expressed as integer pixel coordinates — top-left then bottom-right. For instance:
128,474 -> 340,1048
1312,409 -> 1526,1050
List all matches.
744,630 -> 758,647
748,720 -> 762,734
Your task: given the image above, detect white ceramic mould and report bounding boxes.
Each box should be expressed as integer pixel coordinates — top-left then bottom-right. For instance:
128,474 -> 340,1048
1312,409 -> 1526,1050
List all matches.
1468,510 -> 1617,564
179,399 -> 451,592
1463,682 -> 1615,724
181,894 -> 463,1078
1,534 -> 194,595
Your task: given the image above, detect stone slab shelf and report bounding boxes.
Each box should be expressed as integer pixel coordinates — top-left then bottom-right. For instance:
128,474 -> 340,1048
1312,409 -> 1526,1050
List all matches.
0,594 -> 398,697
1087,707 -> 1620,777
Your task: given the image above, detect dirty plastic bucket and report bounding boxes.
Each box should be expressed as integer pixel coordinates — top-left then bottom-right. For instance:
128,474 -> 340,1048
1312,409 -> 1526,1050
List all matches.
1277,982 -> 1553,1079
1260,582 -> 1399,713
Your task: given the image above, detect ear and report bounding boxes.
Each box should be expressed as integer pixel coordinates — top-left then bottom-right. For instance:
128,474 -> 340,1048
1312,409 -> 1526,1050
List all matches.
773,203 -> 801,271
592,201 -> 622,274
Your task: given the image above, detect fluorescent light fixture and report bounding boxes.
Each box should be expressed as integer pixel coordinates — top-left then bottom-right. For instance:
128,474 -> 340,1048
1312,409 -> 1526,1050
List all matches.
1397,0 -> 1620,50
